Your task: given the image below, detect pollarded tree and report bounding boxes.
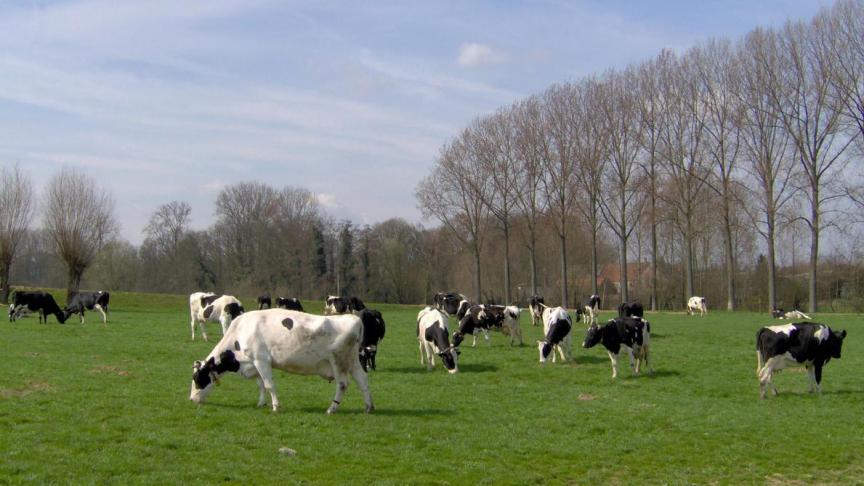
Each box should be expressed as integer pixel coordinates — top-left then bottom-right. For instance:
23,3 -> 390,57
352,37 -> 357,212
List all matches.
0,165 -> 34,304
43,168 -> 118,300
143,201 -> 192,258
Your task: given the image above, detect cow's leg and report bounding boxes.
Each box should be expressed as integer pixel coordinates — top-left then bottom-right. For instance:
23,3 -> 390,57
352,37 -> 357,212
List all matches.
326,368 -> 349,415
219,315 -> 229,335
190,314 -> 197,340
756,351 -> 764,375
628,348 -> 636,373
758,358 -> 780,398
95,304 -> 107,323
80,310 -> 85,324
351,365 -> 374,413
418,340 -> 426,365
254,359 -> 279,412
256,378 -> 267,407
607,351 -> 619,379
813,363 -> 823,395
806,365 -> 817,393
471,334 -> 478,347
483,329 -> 491,345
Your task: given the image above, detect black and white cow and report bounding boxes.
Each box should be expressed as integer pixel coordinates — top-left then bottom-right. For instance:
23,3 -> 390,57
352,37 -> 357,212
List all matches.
324,295 -> 366,315
755,323 -> 846,399
687,296 -> 707,316
583,317 -> 652,378
618,301 -> 644,319
453,303 -> 504,347
8,290 -> 67,324
276,297 -> 304,312
357,308 -> 386,372
433,292 -> 467,316
257,294 -> 272,310
190,309 -> 373,414
528,296 -> 545,326
537,306 -> 572,363
64,291 -> 110,324
771,308 -> 811,320
188,292 -> 244,341
574,294 -> 601,325
416,307 -> 459,373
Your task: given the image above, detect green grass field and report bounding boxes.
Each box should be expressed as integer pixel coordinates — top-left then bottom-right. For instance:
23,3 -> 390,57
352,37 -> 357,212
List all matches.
1,291 -> 862,484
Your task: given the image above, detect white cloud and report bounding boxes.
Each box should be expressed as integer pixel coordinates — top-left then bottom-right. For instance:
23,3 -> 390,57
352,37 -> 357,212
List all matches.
316,193 -> 339,208
457,43 -> 509,67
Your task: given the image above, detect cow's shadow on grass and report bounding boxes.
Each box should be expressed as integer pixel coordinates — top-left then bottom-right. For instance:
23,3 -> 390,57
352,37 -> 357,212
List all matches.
572,355 -> 608,365
650,333 -> 667,339
380,363 -> 498,374
644,370 -> 681,379
298,406 -> 452,416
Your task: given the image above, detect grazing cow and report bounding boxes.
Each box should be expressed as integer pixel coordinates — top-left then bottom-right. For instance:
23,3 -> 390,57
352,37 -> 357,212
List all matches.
416,307 -> 459,373
257,294 -> 272,310
771,308 -> 811,320
276,297 -> 304,312
528,296 -> 545,327
537,306 -> 572,363
687,296 -> 707,316
189,292 -> 244,341
618,301 -> 644,319
8,291 -> 67,324
575,294 -> 601,325
357,309 -> 386,371
453,303 -> 505,347
583,317 -> 652,378
324,295 -> 366,315
189,309 -> 373,414
64,291 -> 110,324
433,292 -> 467,316
756,323 -> 846,399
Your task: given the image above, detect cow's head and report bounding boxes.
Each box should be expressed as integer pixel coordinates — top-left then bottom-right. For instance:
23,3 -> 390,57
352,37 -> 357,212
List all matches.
189,350 -> 241,404
826,328 -> 847,360
224,302 -> 244,320
438,346 -> 459,373
771,308 -> 784,319
452,330 -> 465,348
537,340 -> 554,363
574,307 -> 584,322
583,323 -> 604,349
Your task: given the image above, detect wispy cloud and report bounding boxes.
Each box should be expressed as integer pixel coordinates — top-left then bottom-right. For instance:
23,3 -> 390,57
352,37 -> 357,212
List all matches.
457,43 -> 510,67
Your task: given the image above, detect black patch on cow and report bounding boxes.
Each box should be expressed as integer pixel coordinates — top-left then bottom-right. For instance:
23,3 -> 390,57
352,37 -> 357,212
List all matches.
216,350 -> 241,373
348,297 -> 366,312
200,294 -> 221,308
277,297 -> 304,311
618,301 -> 644,318
545,317 -> 572,346
584,317 -> 644,354
281,317 -> 294,330
234,340 -> 241,351
224,303 -> 243,319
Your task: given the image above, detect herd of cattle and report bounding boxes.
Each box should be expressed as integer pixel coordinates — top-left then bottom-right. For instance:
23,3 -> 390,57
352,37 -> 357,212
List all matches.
6,288 -> 848,410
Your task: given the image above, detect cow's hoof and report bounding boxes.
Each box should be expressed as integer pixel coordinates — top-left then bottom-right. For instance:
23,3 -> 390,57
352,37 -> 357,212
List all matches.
365,404 -> 374,414
326,407 -> 336,415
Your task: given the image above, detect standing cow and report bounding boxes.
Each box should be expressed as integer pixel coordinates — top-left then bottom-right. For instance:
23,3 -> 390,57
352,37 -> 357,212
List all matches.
537,306 -> 572,364
257,294 -> 272,310
583,317 -> 652,378
8,291 -> 67,324
687,296 -> 707,316
433,292 -> 467,316
755,323 -> 846,399
417,307 -> 459,373
276,297 -> 304,312
357,308 -> 386,372
575,294 -> 601,325
189,292 -> 244,341
190,309 -> 373,414
528,296 -> 545,327
618,301 -> 644,319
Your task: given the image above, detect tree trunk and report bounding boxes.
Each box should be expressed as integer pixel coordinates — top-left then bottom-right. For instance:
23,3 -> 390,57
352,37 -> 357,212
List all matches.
559,230 -> 568,308
767,217 -> 777,312
529,232 -> 538,297
619,235 -> 629,303
503,223 -> 511,304
0,262 -> 10,305
809,185 -> 819,313
473,242 -> 482,302
722,193 -> 736,311
684,225 -> 695,301
67,268 -> 83,303
590,224 -> 598,297
649,173 -> 658,311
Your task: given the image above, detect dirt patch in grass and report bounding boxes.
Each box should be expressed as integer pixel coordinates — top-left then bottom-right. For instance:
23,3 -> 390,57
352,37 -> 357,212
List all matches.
0,381 -> 53,398
577,393 -> 596,401
90,365 -> 131,377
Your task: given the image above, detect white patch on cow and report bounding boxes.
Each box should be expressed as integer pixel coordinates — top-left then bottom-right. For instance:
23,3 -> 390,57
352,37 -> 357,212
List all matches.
767,324 -> 796,336
814,325 -> 829,342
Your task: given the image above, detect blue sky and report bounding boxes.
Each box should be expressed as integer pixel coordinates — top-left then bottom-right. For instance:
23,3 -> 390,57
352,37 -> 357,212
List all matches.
0,0 -> 833,243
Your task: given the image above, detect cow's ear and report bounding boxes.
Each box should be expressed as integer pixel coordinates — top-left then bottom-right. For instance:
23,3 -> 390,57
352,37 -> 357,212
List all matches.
840,330 -> 847,339
193,360 -> 203,370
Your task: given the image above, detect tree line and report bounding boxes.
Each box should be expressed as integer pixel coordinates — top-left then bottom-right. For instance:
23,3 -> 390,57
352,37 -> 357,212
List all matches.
1,2 -> 862,312
417,0 -> 864,313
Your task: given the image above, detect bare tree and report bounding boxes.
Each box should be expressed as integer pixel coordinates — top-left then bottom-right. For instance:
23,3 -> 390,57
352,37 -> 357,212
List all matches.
636,58 -> 664,311
542,83 -> 581,307
657,49 -> 710,301
737,29 -> 798,311
512,96 -> 549,297
763,19 -> 855,312
571,78 -> 608,299
0,165 -> 34,304
470,110 -> 520,303
598,67 -> 646,303
44,168 -> 118,300
417,136 -> 492,301
143,201 -> 192,257
824,0 -> 864,147
692,39 -> 744,310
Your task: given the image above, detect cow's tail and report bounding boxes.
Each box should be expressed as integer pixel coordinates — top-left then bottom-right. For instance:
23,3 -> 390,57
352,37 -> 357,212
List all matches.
755,329 -> 766,374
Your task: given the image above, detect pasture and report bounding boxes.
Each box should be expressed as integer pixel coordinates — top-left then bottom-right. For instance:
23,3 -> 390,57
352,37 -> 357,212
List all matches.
1,291 -> 862,484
